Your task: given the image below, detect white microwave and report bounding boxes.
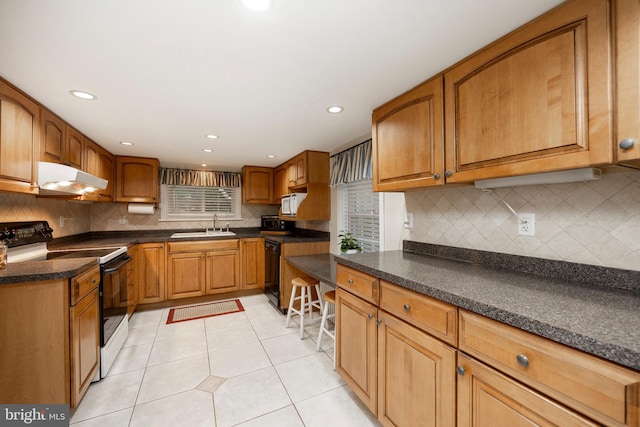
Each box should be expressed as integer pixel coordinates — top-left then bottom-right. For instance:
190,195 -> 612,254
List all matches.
281,193 -> 307,216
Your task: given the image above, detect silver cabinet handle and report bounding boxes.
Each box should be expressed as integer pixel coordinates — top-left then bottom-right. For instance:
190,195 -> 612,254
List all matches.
403,304 -> 410,313
348,278 -> 354,284
516,354 -> 530,368
456,366 -> 465,376
434,173 -> 441,180
367,313 -> 373,320
619,139 -> 635,150
445,170 -> 452,177
376,319 -> 382,326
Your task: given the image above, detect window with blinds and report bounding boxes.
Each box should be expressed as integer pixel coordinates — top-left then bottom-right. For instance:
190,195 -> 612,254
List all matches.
339,179 -> 380,252
160,185 -> 241,221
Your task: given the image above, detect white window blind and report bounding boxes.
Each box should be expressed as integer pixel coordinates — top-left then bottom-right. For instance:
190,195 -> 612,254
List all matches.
339,179 -> 380,252
160,185 -> 241,221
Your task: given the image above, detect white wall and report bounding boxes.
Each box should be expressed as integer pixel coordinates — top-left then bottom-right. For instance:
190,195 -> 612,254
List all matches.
403,169 -> 640,271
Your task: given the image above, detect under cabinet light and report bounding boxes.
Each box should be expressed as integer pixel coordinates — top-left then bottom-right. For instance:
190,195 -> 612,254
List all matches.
474,168 -> 602,189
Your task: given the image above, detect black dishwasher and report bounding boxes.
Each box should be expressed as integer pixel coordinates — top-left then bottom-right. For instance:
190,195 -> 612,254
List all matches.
264,239 -> 284,313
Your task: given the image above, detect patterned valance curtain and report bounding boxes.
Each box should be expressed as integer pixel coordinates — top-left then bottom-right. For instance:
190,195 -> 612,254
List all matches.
159,168 -> 242,188
329,139 -> 373,186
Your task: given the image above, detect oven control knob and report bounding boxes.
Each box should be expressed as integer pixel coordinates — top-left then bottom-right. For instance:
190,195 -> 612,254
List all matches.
40,226 -> 53,238
1,228 -> 15,241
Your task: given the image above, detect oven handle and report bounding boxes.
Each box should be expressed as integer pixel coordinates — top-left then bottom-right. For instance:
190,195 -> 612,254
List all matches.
103,255 -> 132,274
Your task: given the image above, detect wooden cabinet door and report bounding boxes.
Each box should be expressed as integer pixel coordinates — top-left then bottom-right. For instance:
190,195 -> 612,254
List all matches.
138,243 -> 166,304
82,138 -> 100,201
127,247 -> 138,317
0,79 -> 39,194
372,75 -> 445,191
457,353 -> 598,427
41,108 -> 66,164
115,156 -> 159,203
241,238 -> 265,290
444,0 -> 612,183
336,288 -> 378,414
242,166 -> 273,204
70,287 -> 100,408
167,252 -> 206,299
96,146 -> 114,202
293,152 -> 307,186
615,0 -> 640,168
377,310 -> 456,427
273,164 -> 288,203
206,250 -> 240,294
66,126 -> 84,170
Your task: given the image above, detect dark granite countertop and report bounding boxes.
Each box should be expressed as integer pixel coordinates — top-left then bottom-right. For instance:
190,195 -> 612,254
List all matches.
0,258 -> 99,284
2,228 -> 329,284
334,245 -> 640,372
286,253 -> 337,286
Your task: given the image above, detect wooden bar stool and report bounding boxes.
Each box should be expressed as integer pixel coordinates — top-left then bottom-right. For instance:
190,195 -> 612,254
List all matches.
316,290 -> 336,369
285,276 -> 323,339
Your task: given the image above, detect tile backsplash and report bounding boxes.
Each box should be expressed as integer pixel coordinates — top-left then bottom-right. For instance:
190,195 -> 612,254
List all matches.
405,169 -> 640,271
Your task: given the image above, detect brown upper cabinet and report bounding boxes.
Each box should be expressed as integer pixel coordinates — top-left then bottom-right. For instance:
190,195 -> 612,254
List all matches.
273,163 -> 288,204
0,78 -> 39,195
82,138 -> 114,202
242,166 -> 274,204
444,0 -> 612,183
372,75 -> 444,191
373,0 -> 614,190
40,108 -> 66,165
40,108 -> 84,170
115,156 -> 159,203
614,0 -> 640,168
286,150 -> 329,190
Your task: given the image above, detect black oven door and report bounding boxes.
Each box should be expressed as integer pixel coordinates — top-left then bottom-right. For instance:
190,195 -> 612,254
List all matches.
100,254 -> 132,346
263,239 -> 283,312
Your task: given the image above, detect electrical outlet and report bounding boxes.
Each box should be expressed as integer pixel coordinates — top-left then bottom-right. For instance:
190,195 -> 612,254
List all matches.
119,215 -> 127,224
404,212 -> 413,229
518,213 -> 535,236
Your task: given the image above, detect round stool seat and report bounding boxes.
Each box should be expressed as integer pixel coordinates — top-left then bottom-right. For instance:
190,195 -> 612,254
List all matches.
291,276 -> 320,288
323,290 -> 335,304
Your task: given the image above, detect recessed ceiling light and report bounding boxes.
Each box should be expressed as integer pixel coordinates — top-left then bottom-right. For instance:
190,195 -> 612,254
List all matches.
201,164 -> 207,167
203,149 -> 213,153
241,0 -> 273,12
327,105 -> 343,114
205,134 -> 219,139
266,154 -> 276,158
120,141 -> 134,146
69,90 -> 97,100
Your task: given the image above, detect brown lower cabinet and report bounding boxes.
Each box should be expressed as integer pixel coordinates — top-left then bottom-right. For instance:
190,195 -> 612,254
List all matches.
137,242 -> 166,304
0,265 -> 100,409
336,263 -> 640,427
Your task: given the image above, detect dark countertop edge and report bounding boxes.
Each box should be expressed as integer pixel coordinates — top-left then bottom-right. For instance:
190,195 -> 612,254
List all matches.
0,259 -> 99,285
335,254 -> 640,372
3,229 -> 329,284
403,241 -> 640,293
285,253 -> 336,286
48,228 -> 330,247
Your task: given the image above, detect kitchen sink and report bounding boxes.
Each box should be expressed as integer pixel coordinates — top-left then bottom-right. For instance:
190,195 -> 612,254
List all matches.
170,230 -> 236,238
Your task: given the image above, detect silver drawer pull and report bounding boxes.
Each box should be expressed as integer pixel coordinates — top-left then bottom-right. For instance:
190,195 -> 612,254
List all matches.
456,366 -> 465,376
348,278 -> 354,284
367,313 -> 374,320
403,304 -> 410,313
516,354 -> 530,368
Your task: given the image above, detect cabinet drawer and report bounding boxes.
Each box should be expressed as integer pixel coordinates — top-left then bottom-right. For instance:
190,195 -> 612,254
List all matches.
379,280 -> 457,346
336,264 -> 378,304
71,266 -> 100,305
459,310 -> 640,427
168,239 -> 239,253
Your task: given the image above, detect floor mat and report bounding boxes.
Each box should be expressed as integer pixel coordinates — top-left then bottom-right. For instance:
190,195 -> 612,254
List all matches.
166,299 -> 244,324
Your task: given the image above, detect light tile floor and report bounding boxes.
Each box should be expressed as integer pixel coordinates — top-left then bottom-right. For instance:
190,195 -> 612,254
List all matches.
70,293 -> 381,427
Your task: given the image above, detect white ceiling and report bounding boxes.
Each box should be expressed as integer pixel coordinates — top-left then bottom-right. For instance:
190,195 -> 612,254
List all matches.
0,0 -> 565,171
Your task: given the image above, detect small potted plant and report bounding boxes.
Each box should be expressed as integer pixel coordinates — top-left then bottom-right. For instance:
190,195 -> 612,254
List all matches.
338,230 -> 362,254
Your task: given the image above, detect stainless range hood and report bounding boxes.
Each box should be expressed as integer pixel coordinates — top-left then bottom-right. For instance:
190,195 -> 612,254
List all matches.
38,162 -> 108,196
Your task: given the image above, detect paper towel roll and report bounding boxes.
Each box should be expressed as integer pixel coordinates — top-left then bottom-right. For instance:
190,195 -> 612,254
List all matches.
127,203 -> 155,215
